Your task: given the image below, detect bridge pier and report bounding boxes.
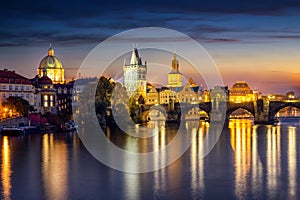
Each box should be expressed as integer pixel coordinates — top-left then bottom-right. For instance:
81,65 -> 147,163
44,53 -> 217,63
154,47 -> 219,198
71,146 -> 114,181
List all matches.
254,99 -> 274,124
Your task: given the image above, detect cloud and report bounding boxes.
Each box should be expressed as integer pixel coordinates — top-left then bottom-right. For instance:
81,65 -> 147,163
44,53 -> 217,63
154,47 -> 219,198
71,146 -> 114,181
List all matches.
1,1 -> 300,47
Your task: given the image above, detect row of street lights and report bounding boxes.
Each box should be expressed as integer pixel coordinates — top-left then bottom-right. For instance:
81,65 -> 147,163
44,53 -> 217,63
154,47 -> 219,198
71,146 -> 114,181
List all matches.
1,107 -> 14,121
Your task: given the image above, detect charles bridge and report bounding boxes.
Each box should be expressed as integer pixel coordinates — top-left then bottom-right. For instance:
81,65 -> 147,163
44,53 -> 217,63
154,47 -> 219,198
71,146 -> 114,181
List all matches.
142,99 -> 300,124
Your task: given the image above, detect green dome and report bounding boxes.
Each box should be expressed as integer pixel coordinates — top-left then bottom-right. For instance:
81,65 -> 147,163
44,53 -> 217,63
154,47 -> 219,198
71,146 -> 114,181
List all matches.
38,46 -> 63,69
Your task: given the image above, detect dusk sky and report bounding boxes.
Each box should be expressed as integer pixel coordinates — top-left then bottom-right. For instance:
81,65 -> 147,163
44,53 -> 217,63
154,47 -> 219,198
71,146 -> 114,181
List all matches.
0,0 -> 300,94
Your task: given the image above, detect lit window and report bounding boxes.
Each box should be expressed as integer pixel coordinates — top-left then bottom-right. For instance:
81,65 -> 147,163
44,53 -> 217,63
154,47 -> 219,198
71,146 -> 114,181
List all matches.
44,102 -> 48,107
50,95 -> 53,101
44,95 -> 48,101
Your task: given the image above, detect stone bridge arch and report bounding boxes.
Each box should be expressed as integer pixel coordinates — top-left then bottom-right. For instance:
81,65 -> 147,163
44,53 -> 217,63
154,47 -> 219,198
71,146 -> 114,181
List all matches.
141,104 -> 167,121
178,103 -> 211,120
226,102 -> 255,119
269,101 -> 300,120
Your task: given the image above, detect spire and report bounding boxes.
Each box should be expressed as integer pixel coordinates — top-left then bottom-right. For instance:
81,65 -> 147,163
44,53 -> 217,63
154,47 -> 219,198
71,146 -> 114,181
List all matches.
130,48 -> 141,65
48,44 -> 54,56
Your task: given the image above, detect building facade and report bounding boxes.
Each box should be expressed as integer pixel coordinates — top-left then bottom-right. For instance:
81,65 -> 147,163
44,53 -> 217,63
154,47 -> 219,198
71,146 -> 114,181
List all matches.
0,69 -> 35,106
55,82 -> 74,113
123,48 -> 147,98
31,73 -> 57,114
229,81 -> 254,103
176,83 -> 200,104
159,88 -> 177,105
146,87 -> 159,105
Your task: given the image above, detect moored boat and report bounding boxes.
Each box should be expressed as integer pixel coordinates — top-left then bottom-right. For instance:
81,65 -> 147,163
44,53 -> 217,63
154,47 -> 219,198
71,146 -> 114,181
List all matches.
62,121 -> 78,132
1,127 -> 24,136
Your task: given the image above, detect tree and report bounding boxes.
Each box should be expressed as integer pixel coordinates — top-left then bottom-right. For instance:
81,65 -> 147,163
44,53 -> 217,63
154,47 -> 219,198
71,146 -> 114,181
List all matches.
2,96 -> 33,117
95,76 -> 115,122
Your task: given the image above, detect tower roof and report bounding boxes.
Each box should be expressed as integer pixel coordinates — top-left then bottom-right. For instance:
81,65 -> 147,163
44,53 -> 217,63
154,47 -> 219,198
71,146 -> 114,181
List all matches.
130,48 -> 142,65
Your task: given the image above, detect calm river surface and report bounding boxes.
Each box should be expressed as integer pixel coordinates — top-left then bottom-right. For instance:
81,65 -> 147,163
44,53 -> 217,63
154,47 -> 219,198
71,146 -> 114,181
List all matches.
0,119 -> 300,200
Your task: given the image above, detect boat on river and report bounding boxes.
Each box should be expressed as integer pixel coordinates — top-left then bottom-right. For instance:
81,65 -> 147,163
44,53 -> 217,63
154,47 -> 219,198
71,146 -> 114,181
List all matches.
1,126 -> 24,136
62,121 -> 78,132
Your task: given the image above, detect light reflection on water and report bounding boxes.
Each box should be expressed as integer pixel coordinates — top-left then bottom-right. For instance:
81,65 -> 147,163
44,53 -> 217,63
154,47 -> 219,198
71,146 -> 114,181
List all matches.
1,136 -> 11,200
288,126 -> 296,199
42,134 -> 68,200
0,119 -> 299,199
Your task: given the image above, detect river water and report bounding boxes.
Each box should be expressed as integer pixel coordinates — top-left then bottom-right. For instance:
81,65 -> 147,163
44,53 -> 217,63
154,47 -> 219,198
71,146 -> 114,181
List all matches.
0,119 -> 299,200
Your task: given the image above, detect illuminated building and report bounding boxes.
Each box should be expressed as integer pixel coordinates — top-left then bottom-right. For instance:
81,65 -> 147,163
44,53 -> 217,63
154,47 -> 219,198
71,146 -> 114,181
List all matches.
167,53 -> 182,88
123,48 -> 147,98
229,81 -> 255,103
159,88 -> 177,104
55,82 -> 73,113
146,87 -> 159,105
31,70 -> 57,114
35,45 -> 74,115
267,94 -> 285,101
201,89 -> 211,102
267,91 -> 296,102
176,79 -> 200,104
0,69 -> 35,106
37,45 -> 65,84
286,91 -> 296,100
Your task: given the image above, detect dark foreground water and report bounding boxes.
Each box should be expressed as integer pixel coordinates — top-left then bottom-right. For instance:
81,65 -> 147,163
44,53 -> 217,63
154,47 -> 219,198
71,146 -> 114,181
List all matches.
0,119 -> 300,200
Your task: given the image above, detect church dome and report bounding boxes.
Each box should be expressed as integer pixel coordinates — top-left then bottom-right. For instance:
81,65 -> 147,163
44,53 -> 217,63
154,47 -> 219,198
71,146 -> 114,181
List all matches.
231,81 -> 251,90
38,46 -> 63,69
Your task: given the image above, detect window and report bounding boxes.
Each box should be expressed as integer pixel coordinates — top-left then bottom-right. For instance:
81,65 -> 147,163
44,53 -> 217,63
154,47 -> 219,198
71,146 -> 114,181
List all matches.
15,86 -> 18,91
21,94 -> 24,98
26,94 -> 30,98
2,85 -> 6,90
44,95 -> 48,101
9,85 -> 12,91
21,86 -> 24,91
2,93 -> 6,98
9,93 -> 12,97
44,102 -> 48,107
